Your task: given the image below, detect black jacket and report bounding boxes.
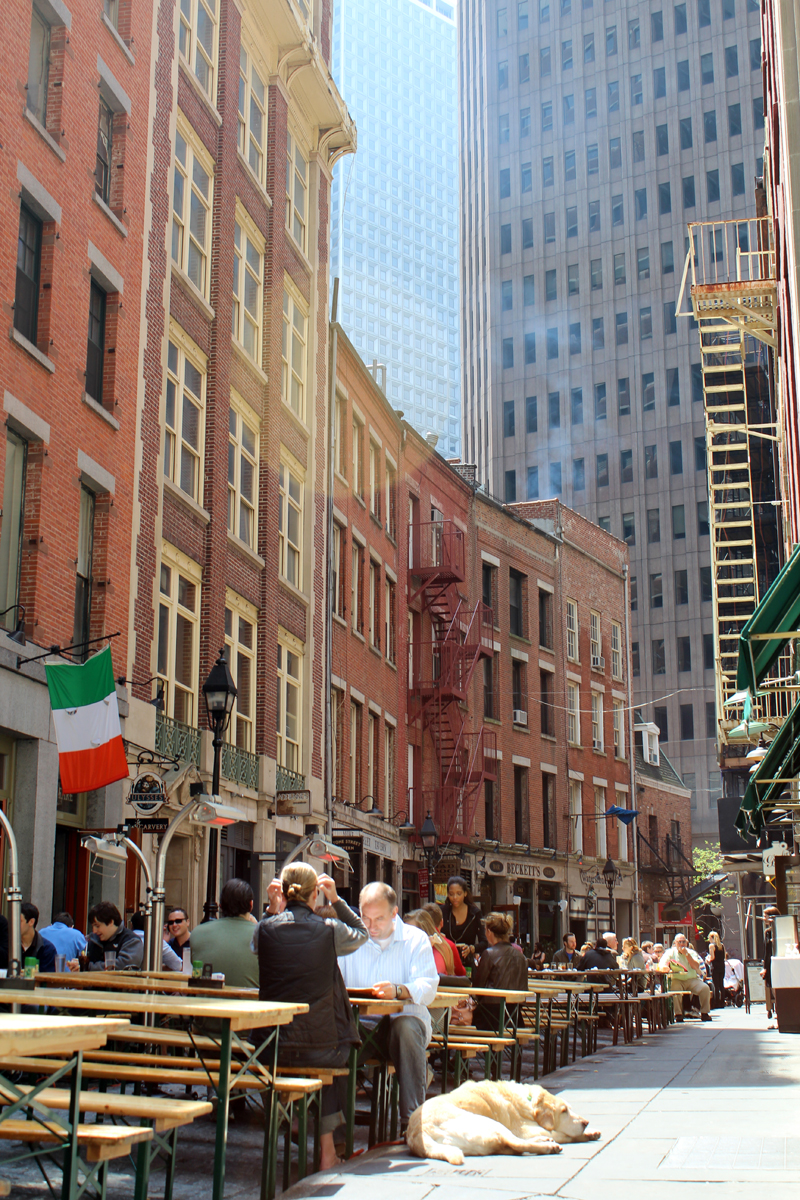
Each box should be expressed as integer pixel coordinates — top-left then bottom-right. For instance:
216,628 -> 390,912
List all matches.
579,946 -> 618,971
473,943 -> 528,992
86,924 -> 143,971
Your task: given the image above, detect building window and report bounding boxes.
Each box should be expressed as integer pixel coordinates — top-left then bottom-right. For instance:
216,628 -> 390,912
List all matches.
725,45 -> 738,77
503,401 -> 515,438
72,485 -> 96,659
276,638 -> 303,772
228,403 -> 258,549
613,700 -> 624,757
85,282 -> 107,406
369,442 -> 381,519
597,453 -> 609,487
590,611 -> 602,665
700,565 -> 712,601
566,598 -> 578,660
591,692 -> 603,751
677,635 -> 691,673
570,322 -> 582,355
164,333 -> 205,503
238,45 -> 267,183
224,594 -> 257,751
542,771 -> 555,848
524,332 -> 536,363
526,395 -> 537,433
539,588 -> 554,649
179,0 -> 217,99
0,430 -> 27,625
498,60 -> 508,88
647,508 -> 661,543
95,99 -> 114,205
698,500 -> 710,536
349,700 -> 362,804
541,670 -> 555,736
622,511 -> 635,543
172,125 -> 213,296
650,572 -> 663,608
512,659 -> 527,721
632,642 -> 640,675
233,215 -> 263,363
509,569 -> 526,637
630,73 -> 642,104
645,444 -> 657,478
703,633 -> 714,670
501,224 -> 512,253
527,466 -> 539,499
548,390 -> 559,426
618,378 -> 631,416
157,551 -> 200,725
385,578 -> 396,662
652,638 -> 666,674
654,66 -> 666,97
27,4 -> 51,125
611,622 -> 622,679
675,570 -> 689,605
586,88 -> 597,119
385,461 -> 397,540
570,781 -> 583,853
642,372 -> 655,411
707,169 -> 720,203
549,461 -> 562,495
332,524 -> 346,619
680,703 -> 694,740
573,457 -> 585,490
278,460 -> 302,589
514,766 -> 528,844
571,387 -> 583,424
352,416 -> 363,497
368,560 -> 380,649
286,132 -> 308,251
616,312 -> 628,345
567,682 -> 580,744
504,470 -> 517,503
281,288 -> 307,416
14,205 -> 42,345
351,541 -> 363,633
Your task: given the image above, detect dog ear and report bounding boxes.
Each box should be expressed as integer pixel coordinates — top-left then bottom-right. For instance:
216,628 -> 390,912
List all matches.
533,1101 -> 555,1131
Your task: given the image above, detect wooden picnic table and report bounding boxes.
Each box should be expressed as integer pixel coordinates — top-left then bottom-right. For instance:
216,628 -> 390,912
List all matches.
0,1012 -> 133,1200
36,971 -> 259,1000
0,987 -> 305,1200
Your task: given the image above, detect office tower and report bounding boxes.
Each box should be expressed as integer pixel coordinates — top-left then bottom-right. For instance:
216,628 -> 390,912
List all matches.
331,0 -> 462,455
459,0 -> 766,843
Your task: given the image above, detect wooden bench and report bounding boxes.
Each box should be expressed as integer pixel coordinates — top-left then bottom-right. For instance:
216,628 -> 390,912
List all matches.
0,1114 -> 152,1199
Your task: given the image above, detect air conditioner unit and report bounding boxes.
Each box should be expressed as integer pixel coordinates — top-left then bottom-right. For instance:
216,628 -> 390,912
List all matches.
513,709 -> 528,725
593,738 -> 602,750
591,655 -> 605,670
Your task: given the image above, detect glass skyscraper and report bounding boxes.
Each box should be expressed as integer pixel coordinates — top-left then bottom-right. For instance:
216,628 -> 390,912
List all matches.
331,0 -> 461,456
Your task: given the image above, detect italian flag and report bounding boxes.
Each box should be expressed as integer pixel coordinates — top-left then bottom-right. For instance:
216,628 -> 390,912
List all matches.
45,645 -> 129,794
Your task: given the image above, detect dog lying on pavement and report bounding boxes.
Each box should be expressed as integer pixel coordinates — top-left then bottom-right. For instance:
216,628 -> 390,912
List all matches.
406,1081 -> 601,1165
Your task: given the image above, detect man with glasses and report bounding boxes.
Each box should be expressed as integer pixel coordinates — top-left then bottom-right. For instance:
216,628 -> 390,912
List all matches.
659,933 -> 712,1022
166,908 -> 191,961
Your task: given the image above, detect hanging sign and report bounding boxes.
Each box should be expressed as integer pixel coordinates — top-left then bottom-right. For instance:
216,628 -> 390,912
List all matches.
127,771 -> 167,816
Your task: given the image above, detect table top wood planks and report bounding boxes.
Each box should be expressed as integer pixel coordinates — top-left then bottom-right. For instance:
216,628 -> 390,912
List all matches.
36,971 -> 259,1000
0,1015 -> 131,1058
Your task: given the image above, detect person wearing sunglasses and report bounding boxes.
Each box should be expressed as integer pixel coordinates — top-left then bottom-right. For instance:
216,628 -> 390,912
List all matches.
166,908 -> 191,958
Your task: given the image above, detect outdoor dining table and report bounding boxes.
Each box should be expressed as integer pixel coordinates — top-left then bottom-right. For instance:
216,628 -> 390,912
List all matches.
0,1012 -> 132,1199
36,970 -> 259,1000
0,986 -> 306,1200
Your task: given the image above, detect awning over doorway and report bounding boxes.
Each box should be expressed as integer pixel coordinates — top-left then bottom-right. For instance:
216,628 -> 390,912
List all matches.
737,694 -> 800,835
737,543 -> 800,695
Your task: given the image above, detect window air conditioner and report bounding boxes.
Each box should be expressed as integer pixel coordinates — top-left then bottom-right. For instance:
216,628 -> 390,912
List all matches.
513,709 -> 528,725
591,655 -> 605,670
593,738 -> 602,750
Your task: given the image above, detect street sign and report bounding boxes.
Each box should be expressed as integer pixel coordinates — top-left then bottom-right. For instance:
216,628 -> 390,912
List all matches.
122,818 -> 170,833
418,867 -> 429,897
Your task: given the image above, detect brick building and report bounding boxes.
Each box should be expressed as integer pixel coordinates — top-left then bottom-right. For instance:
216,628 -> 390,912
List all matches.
122,0 -> 355,922
0,0 -> 155,917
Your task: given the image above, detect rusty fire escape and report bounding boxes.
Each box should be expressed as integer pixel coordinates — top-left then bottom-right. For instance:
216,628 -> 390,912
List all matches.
408,520 -> 496,844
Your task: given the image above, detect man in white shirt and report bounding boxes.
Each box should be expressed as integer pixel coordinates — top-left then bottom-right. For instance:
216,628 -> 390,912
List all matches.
659,933 -> 712,1021
339,881 -> 438,1128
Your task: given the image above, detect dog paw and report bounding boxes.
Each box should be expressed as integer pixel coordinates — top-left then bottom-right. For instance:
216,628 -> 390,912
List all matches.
543,1140 -> 562,1154
583,1130 -> 601,1141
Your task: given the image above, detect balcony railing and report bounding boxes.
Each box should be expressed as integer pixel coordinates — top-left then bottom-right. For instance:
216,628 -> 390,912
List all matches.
277,764 -> 306,792
409,520 -> 465,582
221,742 -> 259,790
155,713 -> 201,766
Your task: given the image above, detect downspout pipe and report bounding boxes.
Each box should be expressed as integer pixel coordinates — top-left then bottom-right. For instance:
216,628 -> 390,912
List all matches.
623,564 -> 641,941
325,281 -> 340,841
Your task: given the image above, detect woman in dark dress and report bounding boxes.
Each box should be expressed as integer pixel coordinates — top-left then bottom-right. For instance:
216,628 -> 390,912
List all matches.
707,931 -> 726,1008
472,912 -> 528,1031
439,876 -> 485,968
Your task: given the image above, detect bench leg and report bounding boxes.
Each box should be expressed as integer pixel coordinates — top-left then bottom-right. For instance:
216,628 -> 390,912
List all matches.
297,1096 -> 309,1180
260,1085 -> 280,1200
344,1047 -> 357,1160
60,1051 -> 83,1200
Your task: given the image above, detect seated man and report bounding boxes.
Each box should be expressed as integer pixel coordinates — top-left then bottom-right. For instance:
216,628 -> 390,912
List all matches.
552,932 -> 578,967
190,878 -> 259,989
129,912 -> 182,970
38,912 -> 86,961
71,901 -> 143,971
21,903 -> 57,972
338,882 -> 438,1131
659,933 -> 711,1021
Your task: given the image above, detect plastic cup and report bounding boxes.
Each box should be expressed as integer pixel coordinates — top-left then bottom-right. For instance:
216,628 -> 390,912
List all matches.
55,955 -> 68,973
104,950 -> 117,970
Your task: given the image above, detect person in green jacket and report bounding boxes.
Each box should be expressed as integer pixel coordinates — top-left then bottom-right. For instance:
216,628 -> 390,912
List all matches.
189,878 -> 259,989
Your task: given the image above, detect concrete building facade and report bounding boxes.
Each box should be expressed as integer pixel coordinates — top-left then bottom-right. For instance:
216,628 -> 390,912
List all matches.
330,0 -> 462,456
458,0 -> 766,842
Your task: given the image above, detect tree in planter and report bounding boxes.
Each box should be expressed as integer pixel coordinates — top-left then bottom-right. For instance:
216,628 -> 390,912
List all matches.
692,840 -> 735,943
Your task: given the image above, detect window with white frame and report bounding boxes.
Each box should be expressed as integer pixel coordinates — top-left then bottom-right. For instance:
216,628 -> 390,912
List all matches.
281,288 -> 307,418
172,123 -> 213,296
278,460 -> 302,589
384,723 -> 396,816
352,416 -> 364,496
179,0 -> 217,100
351,542 -> 363,633
569,780 -> 583,854
276,635 -> 302,772
285,132 -> 308,251
233,214 -> 263,363
616,793 -> 628,860
367,710 -> 379,807
156,548 -> 200,726
566,598 -> 578,660
385,460 -> 397,539
590,611 -> 602,664
238,44 -> 266,183
349,700 -> 361,803
224,592 -> 257,751
613,699 -> 625,757
335,397 -> 346,477
567,681 -> 580,744
591,690 -> 603,750
595,785 -> 607,855
164,329 -> 205,503
385,578 -> 396,662
228,400 -> 258,549
332,524 -> 346,618
331,687 -> 343,801
611,621 -> 622,678
369,560 -> 379,648
369,441 -> 381,518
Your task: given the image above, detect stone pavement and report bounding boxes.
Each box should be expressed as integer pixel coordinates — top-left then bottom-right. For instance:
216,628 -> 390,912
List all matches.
283,1007 -> 800,1200
1,1006 -> 796,1197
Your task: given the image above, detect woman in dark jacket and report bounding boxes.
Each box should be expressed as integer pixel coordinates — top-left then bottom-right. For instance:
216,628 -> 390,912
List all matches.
255,863 -> 367,1169
439,876 -> 485,968
472,912 -> 528,1031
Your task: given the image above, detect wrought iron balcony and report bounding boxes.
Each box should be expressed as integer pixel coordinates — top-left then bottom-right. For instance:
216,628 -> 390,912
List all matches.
221,742 -> 259,790
155,713 -> 200,767
276,764 -> 306,792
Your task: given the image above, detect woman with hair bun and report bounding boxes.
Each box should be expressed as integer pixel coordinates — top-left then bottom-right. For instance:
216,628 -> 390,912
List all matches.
254,863 -> 367,1169
472,911 -> 528,1031
439,876 -> 485,967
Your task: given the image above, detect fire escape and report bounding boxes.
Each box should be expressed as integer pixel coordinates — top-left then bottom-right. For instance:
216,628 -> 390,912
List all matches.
678,216 -> 789,749
408,520 -> 496,844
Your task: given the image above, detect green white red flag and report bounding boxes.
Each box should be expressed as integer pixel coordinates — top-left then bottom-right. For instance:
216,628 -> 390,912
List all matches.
45,645 -> 129,794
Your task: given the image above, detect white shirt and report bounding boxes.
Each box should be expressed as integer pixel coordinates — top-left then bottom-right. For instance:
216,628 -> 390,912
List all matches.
339,916 -> 439,1042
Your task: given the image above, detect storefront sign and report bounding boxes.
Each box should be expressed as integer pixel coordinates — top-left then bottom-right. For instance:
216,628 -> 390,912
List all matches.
127,771 -> 167,816
276,790 -> 312,816
418,867 -> 429,897
332,829 -> 397,859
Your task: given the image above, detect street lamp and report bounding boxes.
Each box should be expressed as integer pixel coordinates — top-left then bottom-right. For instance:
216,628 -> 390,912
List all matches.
201,648 -> 237,922
602,857 -> 621,926
420,811 -> 439,903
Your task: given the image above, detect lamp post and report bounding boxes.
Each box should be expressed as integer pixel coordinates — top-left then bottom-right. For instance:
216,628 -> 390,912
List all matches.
420,811 -> 439,903
201,648 -> 237,922
602,857 -> 621,929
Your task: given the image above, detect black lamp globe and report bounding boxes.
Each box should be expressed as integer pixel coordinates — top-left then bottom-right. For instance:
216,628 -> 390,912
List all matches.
202,648 -> 237,728
420,811 -> 439,851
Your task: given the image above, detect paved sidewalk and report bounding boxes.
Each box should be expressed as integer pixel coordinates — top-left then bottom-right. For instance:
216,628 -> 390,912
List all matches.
283,1007 -> 800,1200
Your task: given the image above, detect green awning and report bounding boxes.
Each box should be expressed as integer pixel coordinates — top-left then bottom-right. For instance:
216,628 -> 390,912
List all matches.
737,543 -> 800,695
736,694 -> 800,835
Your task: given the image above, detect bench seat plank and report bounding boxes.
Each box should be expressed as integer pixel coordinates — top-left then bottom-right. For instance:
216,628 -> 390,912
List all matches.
0,1118 -> 152,1162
